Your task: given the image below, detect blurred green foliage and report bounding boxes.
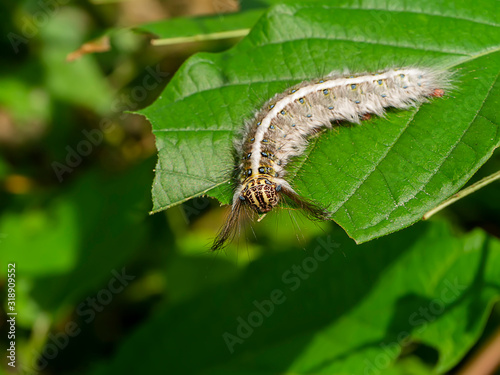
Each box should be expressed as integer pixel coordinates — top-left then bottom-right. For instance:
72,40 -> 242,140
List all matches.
0,1 -> 499,375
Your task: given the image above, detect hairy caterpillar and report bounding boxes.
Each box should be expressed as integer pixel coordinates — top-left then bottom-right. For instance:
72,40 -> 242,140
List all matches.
212,67 -> 449,251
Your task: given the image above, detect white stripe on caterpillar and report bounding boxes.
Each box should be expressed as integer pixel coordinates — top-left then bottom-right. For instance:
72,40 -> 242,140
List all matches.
212,66 -> 450,251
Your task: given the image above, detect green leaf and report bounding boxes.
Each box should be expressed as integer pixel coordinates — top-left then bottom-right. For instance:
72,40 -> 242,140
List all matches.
136,0 -> 288,46
138,9 -> 264,46
143,0 -> 500,243
90,221 -> 500,374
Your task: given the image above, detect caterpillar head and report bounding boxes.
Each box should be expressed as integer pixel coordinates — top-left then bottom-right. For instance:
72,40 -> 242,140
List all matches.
240,176 -> 280,213
211,175 -> 330,251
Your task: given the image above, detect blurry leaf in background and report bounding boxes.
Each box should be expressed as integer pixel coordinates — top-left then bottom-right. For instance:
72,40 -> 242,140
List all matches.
0,198 -> 79,277
90,221 -> 500,375
383,356 -> 434,375
139,9 -> 264,46
164,201 -> 331,303
39,6 -> 114,115
0,77 -> 50,127
1,157 -> 164,371
0,75 -> 51,146
136,0 -> 308,46
0,2 -> 116,155
0,158 -> 9,180
27,158 -> 157,313
144,0 -> 500,246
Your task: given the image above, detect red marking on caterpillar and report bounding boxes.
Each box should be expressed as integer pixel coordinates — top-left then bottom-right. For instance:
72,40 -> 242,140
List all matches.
432,88 -> 446,97
212,67 -> 451,251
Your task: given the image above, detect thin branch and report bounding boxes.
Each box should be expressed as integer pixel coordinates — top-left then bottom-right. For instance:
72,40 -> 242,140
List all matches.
151,29 -> 250,46
423,170 -> 500,220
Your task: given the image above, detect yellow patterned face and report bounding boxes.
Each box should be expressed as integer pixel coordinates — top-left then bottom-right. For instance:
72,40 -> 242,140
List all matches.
240,176 -> 280,213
